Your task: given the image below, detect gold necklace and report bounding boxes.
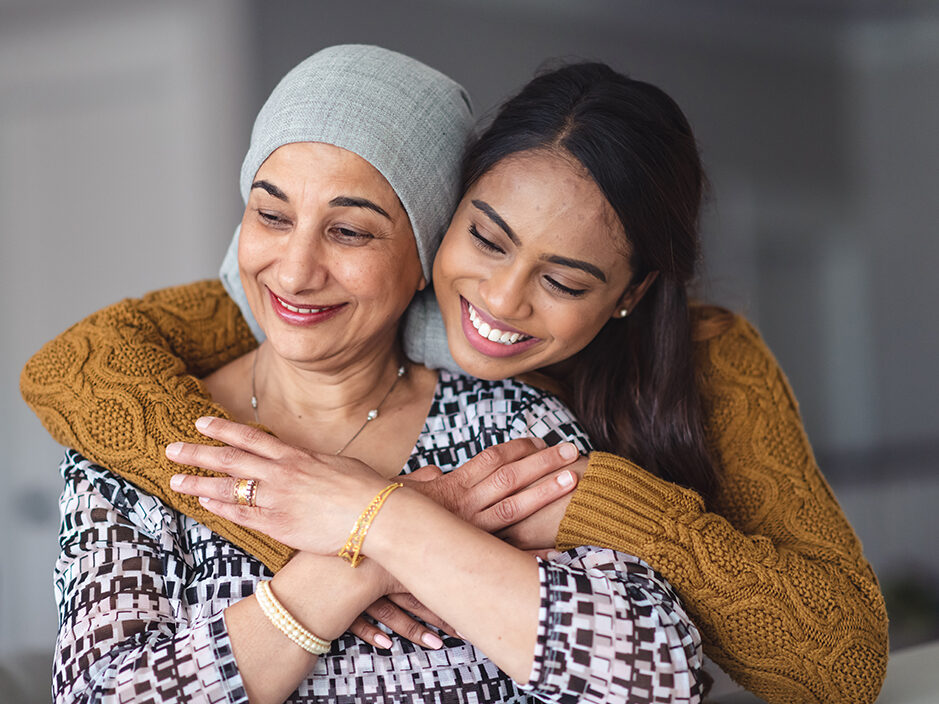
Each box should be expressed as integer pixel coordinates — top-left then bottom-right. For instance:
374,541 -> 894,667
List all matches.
250,348 -> 406,456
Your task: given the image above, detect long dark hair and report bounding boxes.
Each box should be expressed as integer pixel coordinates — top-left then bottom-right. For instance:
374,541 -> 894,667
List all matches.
462,62 -> 718,501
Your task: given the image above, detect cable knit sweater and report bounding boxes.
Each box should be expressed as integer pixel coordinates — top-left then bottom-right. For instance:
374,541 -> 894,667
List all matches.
20,280 -> 888,704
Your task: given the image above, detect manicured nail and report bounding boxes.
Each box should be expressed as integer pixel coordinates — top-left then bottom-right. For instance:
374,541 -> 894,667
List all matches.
531,436 -> 547,449
558,442 -> 578,460
556,470 -> 575,488
455,631 -> 467,640
195,416 -> 213,431
374,633 -> 393,650
199,496 -> 211,505
165,442 -> 183,458
421,632 -> 443,649
545,550 -> 561,561
170,474 -> 184,490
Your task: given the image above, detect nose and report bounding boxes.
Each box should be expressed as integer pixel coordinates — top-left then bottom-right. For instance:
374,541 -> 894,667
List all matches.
478,263 -> 532,322
276,230 -> 328,293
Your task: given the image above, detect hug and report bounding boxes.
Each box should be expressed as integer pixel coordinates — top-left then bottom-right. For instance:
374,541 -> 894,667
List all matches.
21,44 -> 887,703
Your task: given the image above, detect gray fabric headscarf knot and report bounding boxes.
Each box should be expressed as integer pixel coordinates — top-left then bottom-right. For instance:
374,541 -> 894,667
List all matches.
219,44 -> 474,342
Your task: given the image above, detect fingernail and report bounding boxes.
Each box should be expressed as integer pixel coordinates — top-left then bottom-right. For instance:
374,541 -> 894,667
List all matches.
531,436 -> 547,449
556,470 -> 575,488
421,632 -> 443,649
170,474 -> 184,490
165,442 -> 183,458
558,442 -> 578,460
195,416 -> 213,431
545,550 -> 561,561
199,496 -> 211,506
374,633 -> 393,650
455,631 -> 467,640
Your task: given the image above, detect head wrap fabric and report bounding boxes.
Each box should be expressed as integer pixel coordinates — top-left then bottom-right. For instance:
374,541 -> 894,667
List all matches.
219,44 -> 474,341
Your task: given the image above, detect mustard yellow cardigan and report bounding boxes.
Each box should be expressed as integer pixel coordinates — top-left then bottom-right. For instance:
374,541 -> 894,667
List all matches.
20,280 -> 888,703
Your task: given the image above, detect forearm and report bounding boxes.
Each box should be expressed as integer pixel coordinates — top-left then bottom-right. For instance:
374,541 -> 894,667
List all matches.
365,488 -> 541,683
560,454 -> 888,704
224,553 -> 383,704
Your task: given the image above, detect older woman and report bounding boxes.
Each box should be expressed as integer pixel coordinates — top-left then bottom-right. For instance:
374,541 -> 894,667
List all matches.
43,46 -> 701,704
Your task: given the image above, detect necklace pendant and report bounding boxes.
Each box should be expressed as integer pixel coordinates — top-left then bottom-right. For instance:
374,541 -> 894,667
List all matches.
366,409 -> 379,421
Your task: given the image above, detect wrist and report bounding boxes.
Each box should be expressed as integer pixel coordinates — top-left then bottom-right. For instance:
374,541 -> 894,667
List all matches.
273,553 -> 384,639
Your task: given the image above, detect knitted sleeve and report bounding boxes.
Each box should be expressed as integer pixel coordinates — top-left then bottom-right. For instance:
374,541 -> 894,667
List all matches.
556,316 -> 889,704
20,280 -> 294,571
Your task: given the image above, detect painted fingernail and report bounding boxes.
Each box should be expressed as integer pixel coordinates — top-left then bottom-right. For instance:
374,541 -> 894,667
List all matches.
455,631 -> 467,640
195,416 -> 213,431
558,443 -> 578,460
556,470 -> 575,488
531,436 -> 547,449
374,633 -> 393,649
545,550 -> 561,561
165,442 -> 183,458
421,632 -> 443,649
199,496 -> 211,506
170,474 -> 184,490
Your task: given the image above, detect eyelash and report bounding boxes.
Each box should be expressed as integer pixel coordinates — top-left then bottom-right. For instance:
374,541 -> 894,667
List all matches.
257,211 -> 373,242
469,224 -> 504,254
469,224 -> 587,298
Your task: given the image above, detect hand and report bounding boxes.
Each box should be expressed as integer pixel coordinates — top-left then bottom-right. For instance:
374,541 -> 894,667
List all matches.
166,416 -> 391,555
348,594 -> 454,651
400,437 -> 582,534
497,455 -> 589,550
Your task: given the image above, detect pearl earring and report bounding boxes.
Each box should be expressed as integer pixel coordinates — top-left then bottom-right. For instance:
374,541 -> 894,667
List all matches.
617,308 -> 629,318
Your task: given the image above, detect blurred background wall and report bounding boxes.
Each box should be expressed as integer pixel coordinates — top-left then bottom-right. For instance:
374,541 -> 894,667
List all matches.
2,0 -> 937,696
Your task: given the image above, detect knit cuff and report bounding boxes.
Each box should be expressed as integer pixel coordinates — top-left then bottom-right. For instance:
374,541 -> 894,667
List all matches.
556,451 -> 705,553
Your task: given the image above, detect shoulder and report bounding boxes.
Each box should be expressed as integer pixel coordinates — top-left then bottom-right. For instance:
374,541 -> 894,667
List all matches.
60,449 -> 177,541
692,306 -> 787,389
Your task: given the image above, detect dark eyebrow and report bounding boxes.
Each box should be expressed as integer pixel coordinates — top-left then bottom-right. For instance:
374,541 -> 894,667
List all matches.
472,199 -> 520,245
329,196 -> 391,220
252,180 -> 288,202
251,183 -> 391,220
542,254 -> 607,283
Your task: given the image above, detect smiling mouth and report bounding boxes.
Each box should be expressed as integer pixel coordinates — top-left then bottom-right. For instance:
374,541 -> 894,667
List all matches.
467,303 -> 532,345
272,292 -> 340,314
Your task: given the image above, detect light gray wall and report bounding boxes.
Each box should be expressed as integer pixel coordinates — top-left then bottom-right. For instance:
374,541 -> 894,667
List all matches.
2,0 -> 936,678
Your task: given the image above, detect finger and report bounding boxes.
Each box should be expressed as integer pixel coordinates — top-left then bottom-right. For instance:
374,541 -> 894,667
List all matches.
192,416 -> 288,460
348,615 -> 395,651
470,442 -> 579,511
386,593 -> 456,638
165,441 -> 271,480
194,496 -> 265,531
457,437 -> 548,486
528,548 -> 562,561
406,465 -> 444,482
365,597 -> 444,649
475,466 -> 578,533
170,473 -> 249,504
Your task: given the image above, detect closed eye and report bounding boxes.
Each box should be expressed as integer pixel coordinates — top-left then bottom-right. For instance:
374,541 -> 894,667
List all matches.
470,224 -> 504,254
544,276 -> 587,297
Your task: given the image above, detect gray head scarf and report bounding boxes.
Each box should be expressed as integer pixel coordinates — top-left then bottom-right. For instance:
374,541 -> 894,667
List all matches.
219,44 -> 472,361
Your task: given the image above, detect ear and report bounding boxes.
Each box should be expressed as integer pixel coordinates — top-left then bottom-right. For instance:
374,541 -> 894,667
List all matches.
612,271 -> 659,319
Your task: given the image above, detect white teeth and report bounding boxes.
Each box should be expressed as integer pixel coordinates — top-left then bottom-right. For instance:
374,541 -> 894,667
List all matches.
277,295 -> 324,314
466,303 -> 531,345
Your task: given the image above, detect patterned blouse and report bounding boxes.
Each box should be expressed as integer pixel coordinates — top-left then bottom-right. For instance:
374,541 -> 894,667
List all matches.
53,372 -> 703,703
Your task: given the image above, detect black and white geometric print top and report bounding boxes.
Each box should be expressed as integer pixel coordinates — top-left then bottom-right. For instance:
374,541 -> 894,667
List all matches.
53,371 -> 703,704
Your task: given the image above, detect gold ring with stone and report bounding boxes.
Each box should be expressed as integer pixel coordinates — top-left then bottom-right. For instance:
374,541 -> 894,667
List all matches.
233,478 -> 258,507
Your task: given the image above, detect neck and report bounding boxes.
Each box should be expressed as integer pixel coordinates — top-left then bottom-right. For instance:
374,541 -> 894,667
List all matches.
254,340 -> 405,426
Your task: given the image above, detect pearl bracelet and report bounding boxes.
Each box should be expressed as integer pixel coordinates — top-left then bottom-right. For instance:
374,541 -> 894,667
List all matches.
338,482 -> 403,567
255,580 -> 331,655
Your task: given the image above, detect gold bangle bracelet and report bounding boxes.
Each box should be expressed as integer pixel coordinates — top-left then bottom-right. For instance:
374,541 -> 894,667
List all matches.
255,580 -> 331,655
338,482 -> 403,567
